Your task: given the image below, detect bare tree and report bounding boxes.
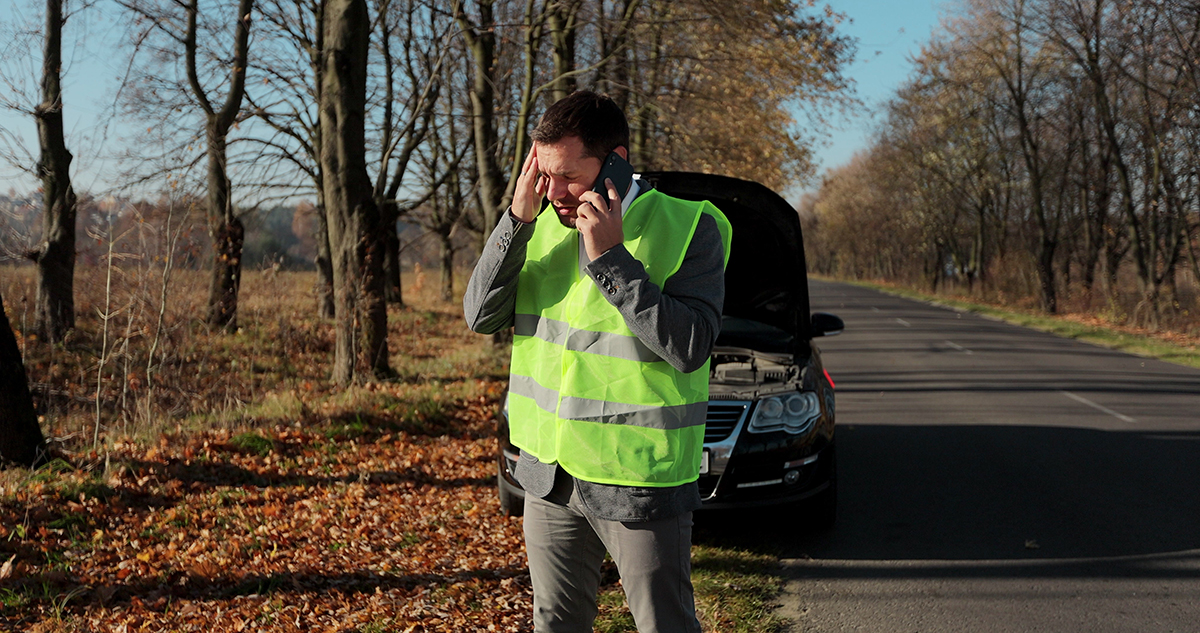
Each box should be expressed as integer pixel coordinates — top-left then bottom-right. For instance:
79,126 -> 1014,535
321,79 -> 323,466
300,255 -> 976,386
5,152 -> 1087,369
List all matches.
413,59 -> 470,302
30,0 -> 79,343
245,0 -> 334,316
192,0 -> 256,329
456,0 -> 507,246
117,0 -> 257,330
370,0 -> 454,306
321,0 -> 389,384
547,0 -> 583,101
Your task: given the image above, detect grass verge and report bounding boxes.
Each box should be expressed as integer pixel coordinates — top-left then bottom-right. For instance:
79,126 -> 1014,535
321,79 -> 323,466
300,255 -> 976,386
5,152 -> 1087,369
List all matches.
594,545 -> 787,633
840,278 -> 1200,369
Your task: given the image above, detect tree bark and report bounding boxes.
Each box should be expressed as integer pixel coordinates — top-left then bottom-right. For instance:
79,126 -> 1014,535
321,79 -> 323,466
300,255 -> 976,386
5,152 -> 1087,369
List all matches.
189,0 -> 255,329
314,202 -> 336,317
457,0 -> 505,244
33,0 -> 78,343
548,0 -> 581,102
440,233 -> 454,302
0,288 -> 47,468
205,126 -> 245,326
312,0 -> 336,320
381,203 -> 404,306
321,0 -> 389,385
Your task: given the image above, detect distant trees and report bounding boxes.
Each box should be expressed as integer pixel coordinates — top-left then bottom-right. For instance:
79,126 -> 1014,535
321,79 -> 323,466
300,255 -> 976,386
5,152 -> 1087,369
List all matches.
806,0 -> 1200,328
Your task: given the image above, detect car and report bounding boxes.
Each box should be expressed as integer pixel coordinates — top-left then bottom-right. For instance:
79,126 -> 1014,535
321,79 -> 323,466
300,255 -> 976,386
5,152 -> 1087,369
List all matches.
495,172 -> 843,528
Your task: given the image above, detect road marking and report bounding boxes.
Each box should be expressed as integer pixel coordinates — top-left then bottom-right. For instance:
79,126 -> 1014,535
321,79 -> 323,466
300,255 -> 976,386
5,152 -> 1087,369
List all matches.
945,341 -> 974,355
1060,390 -> 1136,423
895,318 -> 911,327
871,306 -> 880,312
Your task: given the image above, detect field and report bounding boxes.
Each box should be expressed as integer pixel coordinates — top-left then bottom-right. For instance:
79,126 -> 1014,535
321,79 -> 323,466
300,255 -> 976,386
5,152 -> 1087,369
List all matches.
0,267 -> 785,632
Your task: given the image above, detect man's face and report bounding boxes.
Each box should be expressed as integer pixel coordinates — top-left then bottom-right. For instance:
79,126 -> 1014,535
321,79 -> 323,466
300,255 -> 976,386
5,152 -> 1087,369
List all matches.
536,136 -> 603,229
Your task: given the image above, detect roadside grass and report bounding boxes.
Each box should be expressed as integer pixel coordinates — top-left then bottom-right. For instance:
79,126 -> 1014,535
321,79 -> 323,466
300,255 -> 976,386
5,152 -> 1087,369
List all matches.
838,278 -> 1200,369
593,543 -> 788,633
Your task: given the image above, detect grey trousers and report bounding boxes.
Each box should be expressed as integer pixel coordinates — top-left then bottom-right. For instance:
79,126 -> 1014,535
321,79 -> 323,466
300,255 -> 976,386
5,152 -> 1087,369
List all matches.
523,478 -> 702,633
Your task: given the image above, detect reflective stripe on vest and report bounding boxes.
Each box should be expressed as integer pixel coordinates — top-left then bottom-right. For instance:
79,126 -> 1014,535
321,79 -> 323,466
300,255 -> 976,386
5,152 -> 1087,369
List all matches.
508,189 -> 732,487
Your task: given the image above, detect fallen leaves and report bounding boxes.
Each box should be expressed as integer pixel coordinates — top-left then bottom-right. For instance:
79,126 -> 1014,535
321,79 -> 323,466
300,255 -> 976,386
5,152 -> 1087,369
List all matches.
0,397 -> 534,632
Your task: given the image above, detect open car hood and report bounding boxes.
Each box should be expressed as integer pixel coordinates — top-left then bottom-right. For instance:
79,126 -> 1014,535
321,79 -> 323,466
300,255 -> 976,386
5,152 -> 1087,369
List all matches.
640,172 -> 811,345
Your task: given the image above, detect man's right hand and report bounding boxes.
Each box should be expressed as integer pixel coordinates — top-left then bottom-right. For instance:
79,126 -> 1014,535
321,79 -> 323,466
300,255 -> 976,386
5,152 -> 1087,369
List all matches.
511,143 -> 546,224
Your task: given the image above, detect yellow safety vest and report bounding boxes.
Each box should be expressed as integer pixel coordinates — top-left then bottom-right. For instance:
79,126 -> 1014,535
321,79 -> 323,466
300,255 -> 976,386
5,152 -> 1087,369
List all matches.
508,189 -> 732,486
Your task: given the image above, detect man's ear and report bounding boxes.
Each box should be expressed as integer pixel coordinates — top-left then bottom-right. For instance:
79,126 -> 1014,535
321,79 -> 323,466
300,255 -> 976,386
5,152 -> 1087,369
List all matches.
615,146 -> 629,161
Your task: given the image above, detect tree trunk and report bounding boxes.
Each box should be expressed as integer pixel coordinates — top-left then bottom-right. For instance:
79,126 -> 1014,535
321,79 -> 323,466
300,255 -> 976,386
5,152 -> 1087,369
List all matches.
548,0 -> 580,102
188,0 -> 255,329
314,202 -> 336,318
0,288 -> 47,468
321,0 -> 389,385
1037,237 -> 1058,313
33,0 -> 77,343
205,125 -> 243,328
457,0 -> 505,244
381,201 -> 405,306
440,233 -> 454,302
309,0 -> 336,318
207,215 -> 244,327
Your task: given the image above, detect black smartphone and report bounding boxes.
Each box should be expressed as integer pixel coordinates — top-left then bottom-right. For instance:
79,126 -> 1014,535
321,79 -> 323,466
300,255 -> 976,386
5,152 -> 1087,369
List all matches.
591,151 -> 635,200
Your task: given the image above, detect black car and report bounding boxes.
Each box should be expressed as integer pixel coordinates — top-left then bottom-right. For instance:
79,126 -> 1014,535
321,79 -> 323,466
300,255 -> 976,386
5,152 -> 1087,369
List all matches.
496,172 -> 843,527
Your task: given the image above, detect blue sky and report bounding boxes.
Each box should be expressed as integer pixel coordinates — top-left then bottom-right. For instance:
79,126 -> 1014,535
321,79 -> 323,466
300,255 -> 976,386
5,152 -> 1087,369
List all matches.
0,0 -> 949,198
812,0 -> 949,181
0,0 -> 130,195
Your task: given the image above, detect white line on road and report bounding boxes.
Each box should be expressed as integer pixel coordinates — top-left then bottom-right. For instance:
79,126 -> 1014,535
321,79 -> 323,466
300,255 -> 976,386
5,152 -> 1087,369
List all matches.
945,341 -> 974,354
1060,390 -> 1136,423
871,306 -> 880,312
895,318 -> 911,327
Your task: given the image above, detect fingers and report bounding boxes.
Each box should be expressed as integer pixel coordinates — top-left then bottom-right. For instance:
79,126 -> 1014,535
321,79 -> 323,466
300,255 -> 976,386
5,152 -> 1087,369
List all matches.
579,179 -> 621,216
605,178 -> 621,213
578,190 -> 607,217
512,146 -> 542,223
521,142 -> 537,174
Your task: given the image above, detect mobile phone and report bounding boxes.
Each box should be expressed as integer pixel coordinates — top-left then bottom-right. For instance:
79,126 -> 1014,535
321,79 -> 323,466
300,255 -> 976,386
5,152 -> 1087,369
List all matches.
591,151 -> 635,200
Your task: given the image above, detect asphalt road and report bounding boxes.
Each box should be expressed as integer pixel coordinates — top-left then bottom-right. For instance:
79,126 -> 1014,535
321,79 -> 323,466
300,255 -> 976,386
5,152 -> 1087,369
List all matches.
773,279 -> 1200,632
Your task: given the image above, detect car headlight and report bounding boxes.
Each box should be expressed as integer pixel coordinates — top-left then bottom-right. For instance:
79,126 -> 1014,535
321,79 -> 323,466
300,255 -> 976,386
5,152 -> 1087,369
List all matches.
747,392 -> 820,434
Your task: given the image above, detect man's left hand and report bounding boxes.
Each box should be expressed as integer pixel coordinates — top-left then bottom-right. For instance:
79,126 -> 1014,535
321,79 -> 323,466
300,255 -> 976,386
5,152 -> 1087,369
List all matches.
577,178 -> 624,261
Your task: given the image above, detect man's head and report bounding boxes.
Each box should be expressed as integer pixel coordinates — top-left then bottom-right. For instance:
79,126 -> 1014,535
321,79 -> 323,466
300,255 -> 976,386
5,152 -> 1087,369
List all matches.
530,91 -> 630,228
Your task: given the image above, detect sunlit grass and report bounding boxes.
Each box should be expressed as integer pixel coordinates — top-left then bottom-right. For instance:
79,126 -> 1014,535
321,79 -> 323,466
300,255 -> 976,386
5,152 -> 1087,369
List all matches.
593,544 -> 787,633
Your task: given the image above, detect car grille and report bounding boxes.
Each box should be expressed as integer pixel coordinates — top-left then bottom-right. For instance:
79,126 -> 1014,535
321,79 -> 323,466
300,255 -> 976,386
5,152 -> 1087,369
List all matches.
704,402 -> 748,442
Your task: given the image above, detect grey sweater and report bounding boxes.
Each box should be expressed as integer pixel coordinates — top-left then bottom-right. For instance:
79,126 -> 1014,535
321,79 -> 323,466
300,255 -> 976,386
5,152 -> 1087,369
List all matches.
463,183 -> 726,521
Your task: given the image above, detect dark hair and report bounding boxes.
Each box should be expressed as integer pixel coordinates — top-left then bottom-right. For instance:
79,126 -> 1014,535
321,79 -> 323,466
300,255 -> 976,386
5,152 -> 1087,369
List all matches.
531,91 -> 630,160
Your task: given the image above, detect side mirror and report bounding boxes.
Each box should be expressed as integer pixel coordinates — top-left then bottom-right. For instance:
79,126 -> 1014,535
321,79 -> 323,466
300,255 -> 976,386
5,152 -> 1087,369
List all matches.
810,312 -> 844,337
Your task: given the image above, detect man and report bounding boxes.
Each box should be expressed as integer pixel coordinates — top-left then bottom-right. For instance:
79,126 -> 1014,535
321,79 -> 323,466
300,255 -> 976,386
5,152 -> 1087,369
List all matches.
463,91 -> 730,633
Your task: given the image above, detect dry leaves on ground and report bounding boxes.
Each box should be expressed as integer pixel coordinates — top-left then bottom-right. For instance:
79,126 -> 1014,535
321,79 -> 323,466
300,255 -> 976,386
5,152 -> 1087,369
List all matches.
0,386 -> 532,632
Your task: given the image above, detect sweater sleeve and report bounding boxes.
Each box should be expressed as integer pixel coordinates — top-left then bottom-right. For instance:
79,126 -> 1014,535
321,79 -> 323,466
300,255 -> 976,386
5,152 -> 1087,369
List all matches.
462,212 -> 536,334
583,213 -> 726,373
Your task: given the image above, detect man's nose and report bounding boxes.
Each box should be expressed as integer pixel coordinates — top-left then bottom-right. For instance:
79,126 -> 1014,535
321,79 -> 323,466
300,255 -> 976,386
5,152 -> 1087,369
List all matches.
545,177 -> 568,201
